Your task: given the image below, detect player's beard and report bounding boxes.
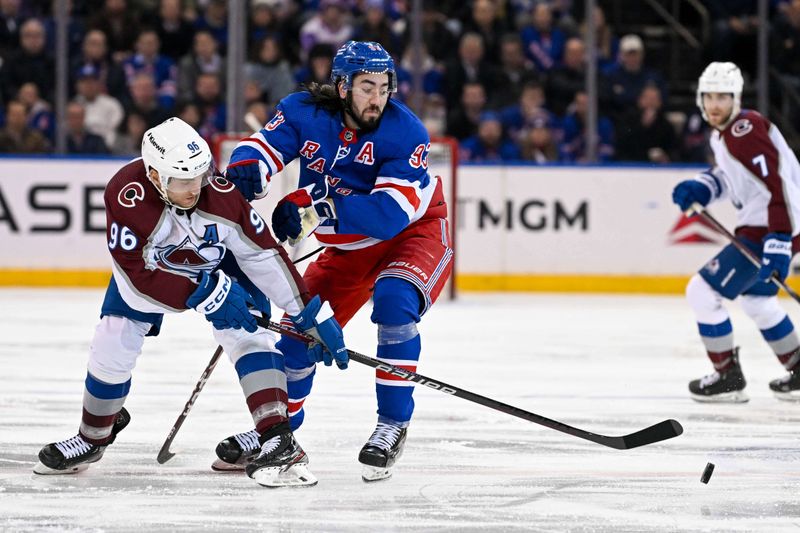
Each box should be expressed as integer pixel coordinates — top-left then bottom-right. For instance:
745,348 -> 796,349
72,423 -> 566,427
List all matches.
344,92 -> 384,132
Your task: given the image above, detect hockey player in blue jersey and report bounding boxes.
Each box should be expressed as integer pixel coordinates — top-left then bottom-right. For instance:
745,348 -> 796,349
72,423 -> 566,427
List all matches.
215,41 -> 454,481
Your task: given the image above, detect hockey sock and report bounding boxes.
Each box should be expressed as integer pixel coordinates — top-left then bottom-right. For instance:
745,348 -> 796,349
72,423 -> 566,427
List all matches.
740,295 -> 800,372
233,351 -> 289,434
698,320 -> 736,372
375,324 -> 419,425
81,372 -> 130,445
278,336 -> 315,431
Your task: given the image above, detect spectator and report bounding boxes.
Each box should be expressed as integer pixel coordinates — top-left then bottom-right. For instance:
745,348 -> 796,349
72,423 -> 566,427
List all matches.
705,0 -> 758,76
601,34 -> 667,121
520,2 -> 567,72
461,0 -> 509,63
414,0 -> 458,64
66,102 -> 110,155
74,64 -> 125,148
501,81 -> 558,145
192,72 -> 226,144
17,82 -> 54,142
152,0 -> 195,61
123,29 -> 178,110
615,84 -> 677,163
42,2 -> 85,58
492,33 -> 540,108
352,0 -> 402,56
520,118 -> 559,163
177,101 -> 203,131
442,32 -> 499,111
460,111 -> 521,162
679,110 -> 712,164
446,81 -> 488,140
178,30 -> 226,103
125,72 -> 171,128
248,0 -> 283,50
299,0 -> 353,61
546,37 -> 586,116
244,101 -> 271,133
88,0 -> 141,62
294,43 -> 334,88
194,0 -> 228,54
70,29 -> 127,102
396,42 -> 444,104
111,111 -> 147,156
0,100 -> 50,153
1,18 -> 54,103
580,5 -> 618,72
245,35 -> 296,106
0,0 -> 22,59
559,91 -> 615,163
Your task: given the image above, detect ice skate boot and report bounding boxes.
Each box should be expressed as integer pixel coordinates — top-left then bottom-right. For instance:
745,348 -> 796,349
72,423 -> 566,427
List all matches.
769,369 -> 800,401
211,429 -> 260,471
688,349 -> 748,403
34,408 -> 131,475
245,423 -> 317,487
358,421 -> 407,482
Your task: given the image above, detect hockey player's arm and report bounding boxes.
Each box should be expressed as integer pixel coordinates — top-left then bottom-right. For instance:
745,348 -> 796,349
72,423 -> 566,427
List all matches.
672,167 -> 726,212
225,99 -> 303,201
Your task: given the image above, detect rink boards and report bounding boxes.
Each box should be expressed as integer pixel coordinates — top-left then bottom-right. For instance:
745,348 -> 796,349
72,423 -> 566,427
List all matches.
0,157 -> 777,293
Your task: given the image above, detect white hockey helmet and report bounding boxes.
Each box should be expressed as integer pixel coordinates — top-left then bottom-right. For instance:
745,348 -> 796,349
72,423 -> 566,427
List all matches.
696,62 -> 744,124
141,117 -> 214,206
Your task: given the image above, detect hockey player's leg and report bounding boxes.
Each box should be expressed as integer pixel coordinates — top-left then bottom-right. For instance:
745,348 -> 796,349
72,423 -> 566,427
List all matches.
740,294 -> 800,401
685,273 -> 748,402
361,277 -> 421,482
35,315 -> 149,474
212,326 -> 316,485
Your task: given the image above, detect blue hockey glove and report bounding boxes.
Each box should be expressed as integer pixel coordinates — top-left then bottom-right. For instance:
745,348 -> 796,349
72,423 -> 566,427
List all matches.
672,180 -> 712,213
758,233 -> 793,282
225,159 -> 269,202
187,270 -> 258,332
271,180 -> 335,245
290,295 -> 348,369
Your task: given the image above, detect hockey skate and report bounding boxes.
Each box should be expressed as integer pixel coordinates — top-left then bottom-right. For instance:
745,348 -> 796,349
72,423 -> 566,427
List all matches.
769,369 -> 800,401
33,408 -> 131,475
211,429 -> 260,471
245,424 -> 317,488
689,350 -> 748,403
358,422 -> 407,482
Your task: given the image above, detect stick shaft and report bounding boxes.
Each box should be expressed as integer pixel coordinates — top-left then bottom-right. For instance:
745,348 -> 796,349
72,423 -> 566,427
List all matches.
261,318 -> 682,450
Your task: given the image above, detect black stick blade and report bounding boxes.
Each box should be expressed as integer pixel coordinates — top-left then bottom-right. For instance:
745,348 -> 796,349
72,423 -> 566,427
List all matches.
620,419 -> 684,450
157,446 -> 175,464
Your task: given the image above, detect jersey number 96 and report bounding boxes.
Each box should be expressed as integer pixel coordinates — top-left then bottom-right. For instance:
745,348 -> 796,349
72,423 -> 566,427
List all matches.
108,222 -> 138,251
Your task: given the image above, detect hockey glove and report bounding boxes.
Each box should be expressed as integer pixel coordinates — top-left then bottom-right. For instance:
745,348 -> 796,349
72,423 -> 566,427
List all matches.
187,270 -> 258,332
271,180 -> 336,245
225,159 -> 270,202
289,295 -> 348,369
672,180 -> 712,213
758,233 -> 793,282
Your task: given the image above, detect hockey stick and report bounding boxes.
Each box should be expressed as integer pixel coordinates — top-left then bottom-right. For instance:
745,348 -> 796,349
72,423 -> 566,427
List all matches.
157,346 -> 223,464
156,247 -> 325,464
259,317 -> 683,450
688,203 -> 800,304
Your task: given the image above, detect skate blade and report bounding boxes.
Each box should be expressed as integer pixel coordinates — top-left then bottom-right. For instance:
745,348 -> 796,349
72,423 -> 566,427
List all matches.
690,390 -> 749,403
252,464 -> 318,487
33,461 -> 91,475
773,390 -> 800,402
361,465 -> 393,483
211,459 -> 246,472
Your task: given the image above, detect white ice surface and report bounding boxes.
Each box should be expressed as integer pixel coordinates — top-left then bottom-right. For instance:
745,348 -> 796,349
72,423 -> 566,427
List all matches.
1,289 -> 799,532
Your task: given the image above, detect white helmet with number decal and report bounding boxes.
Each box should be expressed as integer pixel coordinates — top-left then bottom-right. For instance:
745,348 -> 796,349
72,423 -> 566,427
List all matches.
696,62 -> 744,125
141,117 -> 214,206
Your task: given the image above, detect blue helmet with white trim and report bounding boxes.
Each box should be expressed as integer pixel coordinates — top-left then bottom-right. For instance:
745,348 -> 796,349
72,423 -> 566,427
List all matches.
331,40 -> 397,93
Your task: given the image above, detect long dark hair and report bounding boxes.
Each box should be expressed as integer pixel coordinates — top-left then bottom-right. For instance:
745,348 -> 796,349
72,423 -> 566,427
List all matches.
303,82 -> 344,113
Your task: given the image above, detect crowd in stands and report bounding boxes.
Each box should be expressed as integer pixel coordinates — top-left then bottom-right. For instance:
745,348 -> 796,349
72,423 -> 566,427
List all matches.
0,0 -> 793,164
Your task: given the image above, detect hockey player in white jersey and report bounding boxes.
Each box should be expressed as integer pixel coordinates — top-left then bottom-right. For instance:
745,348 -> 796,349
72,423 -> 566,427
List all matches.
672,62 -> 800,402
33,118 -> 347,487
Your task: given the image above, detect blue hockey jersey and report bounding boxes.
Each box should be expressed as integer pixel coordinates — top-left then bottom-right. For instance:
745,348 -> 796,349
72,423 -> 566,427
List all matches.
228,92 -> 440,250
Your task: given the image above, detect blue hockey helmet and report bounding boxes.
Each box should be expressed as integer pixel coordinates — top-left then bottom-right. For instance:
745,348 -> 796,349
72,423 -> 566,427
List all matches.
331,40 -> 397,93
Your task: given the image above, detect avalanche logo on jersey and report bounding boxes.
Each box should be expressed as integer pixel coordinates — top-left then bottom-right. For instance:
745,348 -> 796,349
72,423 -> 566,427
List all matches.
731,119 -> 753,138
153,236 -> 225,277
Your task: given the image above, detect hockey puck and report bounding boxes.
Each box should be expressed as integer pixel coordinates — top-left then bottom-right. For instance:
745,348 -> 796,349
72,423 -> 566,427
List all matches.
700,462 -> 715,484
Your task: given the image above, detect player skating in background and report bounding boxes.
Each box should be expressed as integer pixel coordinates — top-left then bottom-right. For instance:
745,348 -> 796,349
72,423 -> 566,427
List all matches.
672,62 -> 800,402
34,118 -> 347,487
218,41 -> 453,481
